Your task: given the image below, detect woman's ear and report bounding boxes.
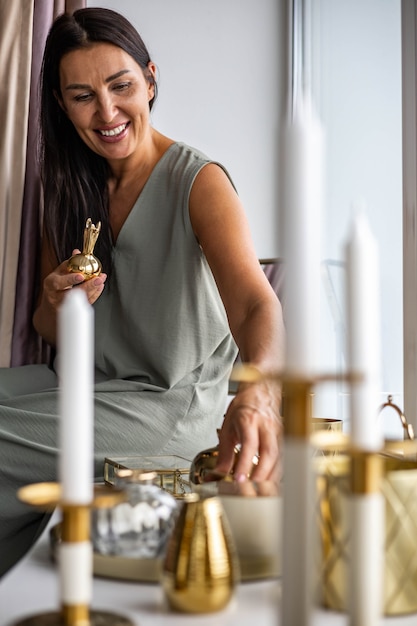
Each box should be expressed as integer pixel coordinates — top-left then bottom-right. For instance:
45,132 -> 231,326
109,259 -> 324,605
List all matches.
146,62 -> 157,100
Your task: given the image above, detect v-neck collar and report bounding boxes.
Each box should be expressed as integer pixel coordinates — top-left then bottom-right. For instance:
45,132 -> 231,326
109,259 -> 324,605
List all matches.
111,141 -> 179,248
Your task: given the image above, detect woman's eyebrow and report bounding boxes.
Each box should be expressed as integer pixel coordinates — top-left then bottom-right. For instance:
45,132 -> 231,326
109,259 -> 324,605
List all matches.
105,69 -> 131,83
65,69 -> 131,91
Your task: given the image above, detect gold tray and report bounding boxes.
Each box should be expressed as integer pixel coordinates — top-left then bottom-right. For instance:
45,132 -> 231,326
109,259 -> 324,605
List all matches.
50,522 -> 279,583
92,552 -> 278,583
93,552 -> 162,583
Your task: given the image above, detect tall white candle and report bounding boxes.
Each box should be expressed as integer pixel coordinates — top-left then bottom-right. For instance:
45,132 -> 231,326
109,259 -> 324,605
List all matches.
345,210 -> 384,626
279,94 -> 324,626
280,95 -> 323,377
58,288 -> 94,504
345,211 -> 383,450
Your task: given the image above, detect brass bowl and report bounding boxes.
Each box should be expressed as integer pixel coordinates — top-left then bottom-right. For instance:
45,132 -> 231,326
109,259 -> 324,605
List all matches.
214,480 -> 281,581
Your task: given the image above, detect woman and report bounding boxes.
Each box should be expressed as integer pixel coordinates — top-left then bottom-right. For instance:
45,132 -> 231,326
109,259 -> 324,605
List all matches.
0,7 -> 284,577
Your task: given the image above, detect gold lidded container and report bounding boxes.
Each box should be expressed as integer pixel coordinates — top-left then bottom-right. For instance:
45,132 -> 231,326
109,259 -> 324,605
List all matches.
68,217 -> 102,279
161,491 -> 239,613
189,439 -> 258,484
315,397 -> 417,616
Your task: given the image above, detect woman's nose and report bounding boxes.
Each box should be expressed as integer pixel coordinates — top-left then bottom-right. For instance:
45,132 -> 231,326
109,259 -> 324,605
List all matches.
96,93 -> 117,123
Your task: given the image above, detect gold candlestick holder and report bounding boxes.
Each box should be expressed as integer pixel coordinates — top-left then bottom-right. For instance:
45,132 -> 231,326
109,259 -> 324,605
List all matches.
12,482 -> 134,626
230,364 -> 382,625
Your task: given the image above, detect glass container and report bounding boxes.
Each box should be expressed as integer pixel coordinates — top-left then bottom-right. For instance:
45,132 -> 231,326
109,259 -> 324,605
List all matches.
92,470 -> 178,559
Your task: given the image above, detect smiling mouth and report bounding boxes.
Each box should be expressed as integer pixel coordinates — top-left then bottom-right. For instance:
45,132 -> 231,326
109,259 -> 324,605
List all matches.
97,122 -> 129,137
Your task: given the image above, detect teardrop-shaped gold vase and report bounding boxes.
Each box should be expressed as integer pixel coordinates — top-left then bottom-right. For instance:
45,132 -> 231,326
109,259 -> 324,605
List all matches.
161,492 -> 239,613
68,218 -> 102,279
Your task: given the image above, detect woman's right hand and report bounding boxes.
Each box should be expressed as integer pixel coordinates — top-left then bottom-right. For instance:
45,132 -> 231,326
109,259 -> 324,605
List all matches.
43,249 -> 107,308
33,249 -> 107,346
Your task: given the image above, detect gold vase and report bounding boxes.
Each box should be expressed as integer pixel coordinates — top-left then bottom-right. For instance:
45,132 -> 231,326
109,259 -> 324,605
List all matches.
161,492 -> 239,613
68,218 -> 102,279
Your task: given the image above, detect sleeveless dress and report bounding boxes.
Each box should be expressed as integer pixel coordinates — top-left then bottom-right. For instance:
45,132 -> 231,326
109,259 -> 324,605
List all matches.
0,142 -> 237,577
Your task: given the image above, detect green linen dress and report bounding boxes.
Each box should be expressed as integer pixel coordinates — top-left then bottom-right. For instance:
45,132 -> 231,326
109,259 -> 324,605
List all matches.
0,142 -> 237,577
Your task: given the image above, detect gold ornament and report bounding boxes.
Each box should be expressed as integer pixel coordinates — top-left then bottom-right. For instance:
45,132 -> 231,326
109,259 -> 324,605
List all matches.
68,218 -> 102,279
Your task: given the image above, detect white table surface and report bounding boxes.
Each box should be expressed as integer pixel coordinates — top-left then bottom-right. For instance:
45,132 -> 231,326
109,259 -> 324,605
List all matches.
1,514 -> 416,626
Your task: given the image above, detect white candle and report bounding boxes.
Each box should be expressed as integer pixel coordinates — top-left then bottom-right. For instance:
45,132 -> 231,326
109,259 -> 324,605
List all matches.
350,494 -> 384,626
279,94 -> 324,626
345,211 -> 383,450
280,95 -> 324,377
58,289 -> 94,504
345,210 -> 384,626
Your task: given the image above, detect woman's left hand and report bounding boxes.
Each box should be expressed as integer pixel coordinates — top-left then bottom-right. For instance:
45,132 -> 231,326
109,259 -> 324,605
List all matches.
215,380 -> 282,484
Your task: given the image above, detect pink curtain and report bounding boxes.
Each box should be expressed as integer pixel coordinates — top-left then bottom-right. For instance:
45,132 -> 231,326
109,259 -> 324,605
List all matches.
10,0 -> 86,367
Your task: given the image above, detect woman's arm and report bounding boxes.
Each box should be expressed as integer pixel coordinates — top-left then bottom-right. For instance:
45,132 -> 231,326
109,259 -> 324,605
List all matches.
33,234 -> 107,347
189,163 -> 285,482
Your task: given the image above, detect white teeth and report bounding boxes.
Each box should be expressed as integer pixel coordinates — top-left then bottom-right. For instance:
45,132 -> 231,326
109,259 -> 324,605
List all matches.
99,123 -> 127,137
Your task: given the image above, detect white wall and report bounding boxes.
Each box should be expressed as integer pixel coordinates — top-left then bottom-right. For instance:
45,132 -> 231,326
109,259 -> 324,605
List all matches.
86,1 -> 403,433
87,0 -> 283,259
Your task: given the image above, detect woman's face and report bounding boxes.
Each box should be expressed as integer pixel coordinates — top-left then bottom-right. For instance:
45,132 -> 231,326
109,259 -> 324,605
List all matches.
58,43 -> 155,162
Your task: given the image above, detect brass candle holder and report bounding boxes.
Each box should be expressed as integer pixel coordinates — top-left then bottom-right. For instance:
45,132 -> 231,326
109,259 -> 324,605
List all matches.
67,218 -> 102,280
12,482 -> 133,626
230,364 -> 376,625
279,375 -> 320,625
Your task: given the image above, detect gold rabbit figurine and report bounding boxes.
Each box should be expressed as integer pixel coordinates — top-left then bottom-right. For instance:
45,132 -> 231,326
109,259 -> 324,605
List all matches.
68,218 -> 102,279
